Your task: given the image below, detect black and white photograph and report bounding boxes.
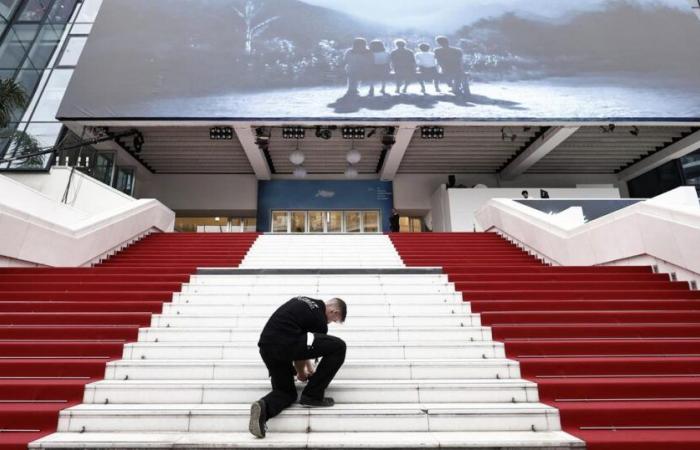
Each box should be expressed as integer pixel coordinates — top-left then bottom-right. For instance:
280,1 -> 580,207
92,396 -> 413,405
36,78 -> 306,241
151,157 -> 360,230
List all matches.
59,0 -> 700,120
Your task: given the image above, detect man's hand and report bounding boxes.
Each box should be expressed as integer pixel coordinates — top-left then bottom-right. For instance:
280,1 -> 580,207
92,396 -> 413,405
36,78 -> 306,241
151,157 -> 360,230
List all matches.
294,359 -> 315,382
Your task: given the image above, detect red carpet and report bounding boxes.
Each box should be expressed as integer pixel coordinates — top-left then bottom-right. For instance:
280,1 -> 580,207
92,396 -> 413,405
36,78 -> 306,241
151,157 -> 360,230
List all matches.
390,232 -> 700,450
0,232 -> 258,450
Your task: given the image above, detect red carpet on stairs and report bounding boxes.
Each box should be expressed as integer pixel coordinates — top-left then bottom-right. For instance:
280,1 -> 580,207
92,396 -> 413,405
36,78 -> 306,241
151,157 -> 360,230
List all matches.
0,232 -> 258,450
390,232 -> 700,450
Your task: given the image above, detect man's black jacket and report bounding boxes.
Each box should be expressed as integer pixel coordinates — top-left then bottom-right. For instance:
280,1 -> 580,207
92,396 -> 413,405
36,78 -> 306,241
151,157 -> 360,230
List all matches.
258,296 -> 328,351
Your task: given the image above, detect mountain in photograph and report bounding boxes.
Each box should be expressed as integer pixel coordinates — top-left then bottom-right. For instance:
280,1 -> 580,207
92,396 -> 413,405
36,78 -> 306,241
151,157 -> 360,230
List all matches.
454,0 -> 700,80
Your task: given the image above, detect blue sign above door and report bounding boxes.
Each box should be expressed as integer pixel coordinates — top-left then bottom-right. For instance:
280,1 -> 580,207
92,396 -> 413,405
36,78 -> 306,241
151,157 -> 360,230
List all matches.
257,180 -> 393,232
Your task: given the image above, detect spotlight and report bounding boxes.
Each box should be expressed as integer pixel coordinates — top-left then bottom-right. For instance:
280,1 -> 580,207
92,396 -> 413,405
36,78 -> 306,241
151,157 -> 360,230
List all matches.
600,124 -> 616,133
282,126 -> 305,139
132,131 -> 144,153
342,126 -> 365,139
315,126 -> 333,140
289,150 -> 305,166
345,166 -> 358,178
293,166 -> 307,178
346,149 -> 361,164
421,126 -> 445,139
500,127 -> 517,142
210,127 -> 233,140
629,126 -> 640,137
540,189 -> 550,199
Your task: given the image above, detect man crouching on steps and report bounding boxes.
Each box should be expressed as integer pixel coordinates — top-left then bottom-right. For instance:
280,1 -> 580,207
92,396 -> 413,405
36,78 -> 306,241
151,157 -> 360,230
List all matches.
249,296 -> 347,438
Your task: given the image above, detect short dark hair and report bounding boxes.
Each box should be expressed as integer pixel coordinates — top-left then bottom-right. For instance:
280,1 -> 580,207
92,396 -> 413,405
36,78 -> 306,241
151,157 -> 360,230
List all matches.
436,36 -> 449,46
329,297 -> 347,322
419,43 -> 430,51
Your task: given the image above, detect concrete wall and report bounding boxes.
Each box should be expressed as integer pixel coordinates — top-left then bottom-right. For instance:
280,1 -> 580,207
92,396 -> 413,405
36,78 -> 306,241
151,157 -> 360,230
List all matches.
392,173 -> 625,215
139,174 -> 258,215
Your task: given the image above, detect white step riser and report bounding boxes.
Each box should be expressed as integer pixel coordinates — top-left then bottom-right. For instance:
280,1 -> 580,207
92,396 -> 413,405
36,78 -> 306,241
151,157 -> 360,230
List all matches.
189,275 -> 449,285
57,408 -> 560,433
173,293 -> 463,304
137,328 -> 491,343
83,383 -> 539,405
122,344 -> 505,360
163,303 -> 472,315
104,361 -> 522,381
180,285 -> 455,294
28,431 -> 584,449
151,315 -> 480,328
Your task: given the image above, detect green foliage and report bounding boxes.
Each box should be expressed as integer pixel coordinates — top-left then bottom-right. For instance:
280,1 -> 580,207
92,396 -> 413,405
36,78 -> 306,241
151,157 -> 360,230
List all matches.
0,77 -> 44,168
0,78 -> 27,128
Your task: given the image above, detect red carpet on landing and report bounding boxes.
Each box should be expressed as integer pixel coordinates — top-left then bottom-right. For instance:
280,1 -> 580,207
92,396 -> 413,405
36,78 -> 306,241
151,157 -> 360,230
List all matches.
0,233 -> 258,450
390,232 -> 700,450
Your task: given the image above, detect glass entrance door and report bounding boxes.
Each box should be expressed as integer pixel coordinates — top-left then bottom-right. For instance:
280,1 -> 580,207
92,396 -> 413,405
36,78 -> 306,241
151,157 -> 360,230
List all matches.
271,210 -> 381,233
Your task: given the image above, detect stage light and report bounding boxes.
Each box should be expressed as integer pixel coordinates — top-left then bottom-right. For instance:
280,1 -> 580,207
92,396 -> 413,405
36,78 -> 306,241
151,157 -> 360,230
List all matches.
315,126 -> 333,140
346,149 -> 361,164
289,150 -> 305,166
293,166 -> 307,178
282,126 -> 305,139
342,126 -> 365,139
500,127 -> 517,142
600,124 -> 616,133
421,126 -> 444,139
210,127 -> 233,140
630,126 -> 640,136
345,165 -> 358,178
132,131 -> 144,153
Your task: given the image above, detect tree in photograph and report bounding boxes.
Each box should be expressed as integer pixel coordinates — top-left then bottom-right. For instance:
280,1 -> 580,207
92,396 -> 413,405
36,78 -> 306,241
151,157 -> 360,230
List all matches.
233,0 -> 279,56
0,78 -> 43,168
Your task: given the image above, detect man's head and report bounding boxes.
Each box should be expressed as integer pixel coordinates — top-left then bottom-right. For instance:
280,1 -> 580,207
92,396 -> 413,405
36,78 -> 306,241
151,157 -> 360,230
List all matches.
325,298 -> 347,324
394,39 -> 406,49
436,36 -> 449,48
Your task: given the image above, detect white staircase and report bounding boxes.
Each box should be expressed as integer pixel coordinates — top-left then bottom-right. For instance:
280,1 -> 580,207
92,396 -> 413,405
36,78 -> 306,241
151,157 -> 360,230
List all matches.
31,235 -> 582,449
239,234 -> 405,268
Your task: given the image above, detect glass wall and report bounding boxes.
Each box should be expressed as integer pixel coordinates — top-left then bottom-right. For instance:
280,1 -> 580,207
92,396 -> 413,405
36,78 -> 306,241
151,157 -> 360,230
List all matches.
0,0 -> 79,169
270,210 -> 382,233
175,217 -> 257,233
681,150 -> 700,195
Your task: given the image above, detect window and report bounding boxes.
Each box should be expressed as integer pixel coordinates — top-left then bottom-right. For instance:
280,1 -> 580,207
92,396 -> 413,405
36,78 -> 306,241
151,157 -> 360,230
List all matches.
0,0 -> 80,168
113,166 -> 134,196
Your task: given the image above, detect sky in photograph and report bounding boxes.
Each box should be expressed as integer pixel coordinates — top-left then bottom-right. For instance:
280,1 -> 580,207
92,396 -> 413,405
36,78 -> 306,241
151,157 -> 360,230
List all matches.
301,0 -> 694,32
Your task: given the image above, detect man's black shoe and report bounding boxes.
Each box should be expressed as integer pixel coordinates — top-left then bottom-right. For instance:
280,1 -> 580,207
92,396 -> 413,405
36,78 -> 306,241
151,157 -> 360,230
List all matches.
249,399 -> 267,438
299,395 -> 335,407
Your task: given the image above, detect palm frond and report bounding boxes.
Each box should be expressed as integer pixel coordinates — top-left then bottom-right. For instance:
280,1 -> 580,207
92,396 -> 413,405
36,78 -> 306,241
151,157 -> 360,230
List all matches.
0,78 -> 28,128
1,129 -> 45,168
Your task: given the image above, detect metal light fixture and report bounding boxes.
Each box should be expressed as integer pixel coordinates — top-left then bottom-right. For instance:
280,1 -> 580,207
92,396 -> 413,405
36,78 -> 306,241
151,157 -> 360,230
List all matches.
344,166 -> 358,178
289,150 -> 305,165
293,166 -> 307,178
346,140 -> 361,165
346,149 -> 361,165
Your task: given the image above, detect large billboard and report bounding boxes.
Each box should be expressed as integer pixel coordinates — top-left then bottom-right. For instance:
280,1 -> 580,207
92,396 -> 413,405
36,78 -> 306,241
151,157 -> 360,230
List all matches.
58,0 -> 700,121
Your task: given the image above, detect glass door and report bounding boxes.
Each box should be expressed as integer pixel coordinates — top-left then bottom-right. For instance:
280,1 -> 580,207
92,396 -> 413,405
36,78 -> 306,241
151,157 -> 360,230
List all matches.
271,210 -> 381,233
272,211 -> 289,232
308,211 -> 324,232
326,211 -> 343,232
290,211 -> 306,233
345,211 -> 361,233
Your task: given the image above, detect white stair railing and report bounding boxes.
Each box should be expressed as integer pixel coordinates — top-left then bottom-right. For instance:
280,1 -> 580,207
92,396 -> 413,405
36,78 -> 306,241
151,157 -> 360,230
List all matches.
0,169 -> 174,267
475,186 -> 700,284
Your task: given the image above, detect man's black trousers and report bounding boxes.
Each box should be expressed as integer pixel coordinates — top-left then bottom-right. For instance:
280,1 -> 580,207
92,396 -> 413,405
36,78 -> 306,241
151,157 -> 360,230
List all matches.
258,333 -> 346,419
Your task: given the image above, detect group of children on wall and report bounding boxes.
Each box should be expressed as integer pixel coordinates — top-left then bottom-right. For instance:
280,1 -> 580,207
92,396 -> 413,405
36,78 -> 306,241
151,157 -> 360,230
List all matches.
343,36 -> 470,98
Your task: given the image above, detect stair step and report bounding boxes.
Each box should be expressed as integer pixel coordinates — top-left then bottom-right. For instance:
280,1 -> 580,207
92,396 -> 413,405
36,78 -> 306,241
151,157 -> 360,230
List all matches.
52,403 -> 564,433
137,326 -> 492,343
164,302 -> 472,315
104,359 -> 522,381
122,342 -> 506,360
82,379 -> 539,404
28,430 -> 584,449
150,314 -> 479,328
